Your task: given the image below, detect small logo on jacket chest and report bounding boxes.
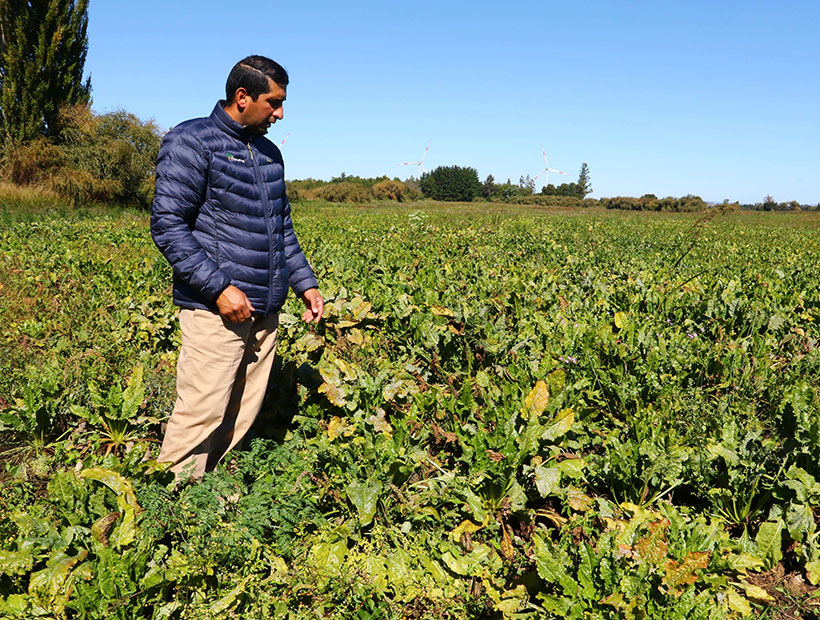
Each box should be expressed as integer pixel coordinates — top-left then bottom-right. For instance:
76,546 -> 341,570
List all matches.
225,152 -> 246,163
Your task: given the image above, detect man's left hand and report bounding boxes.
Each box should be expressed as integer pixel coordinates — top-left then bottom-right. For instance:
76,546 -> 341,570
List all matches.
300,288 -> 324,323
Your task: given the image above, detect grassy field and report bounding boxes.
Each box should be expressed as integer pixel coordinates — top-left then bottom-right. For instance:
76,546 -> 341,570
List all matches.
2,200 -> 820,619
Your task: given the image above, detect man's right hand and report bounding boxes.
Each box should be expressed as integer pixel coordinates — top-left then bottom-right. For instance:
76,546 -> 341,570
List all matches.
216,285 -> 255,322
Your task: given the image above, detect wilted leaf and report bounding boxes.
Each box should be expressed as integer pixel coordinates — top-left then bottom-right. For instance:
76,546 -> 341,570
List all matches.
91,512 -> 120,546
451,519 -> 483,543
347,328 -> 364,345
346,479 -> 382,525
431,305 -> 454,317
327,415 -> 353,440
319,381 -> 347,407
661,551 -> 710,596
296,332 -> 324,352
79,468 -> 139,547
368,408 -> 393,436
522,381 -> 549,419
634,519 -> 669,565
567,487 -> 593,512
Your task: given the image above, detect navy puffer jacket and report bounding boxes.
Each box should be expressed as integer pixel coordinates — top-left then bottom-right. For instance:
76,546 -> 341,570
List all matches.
150,103 -> 317,316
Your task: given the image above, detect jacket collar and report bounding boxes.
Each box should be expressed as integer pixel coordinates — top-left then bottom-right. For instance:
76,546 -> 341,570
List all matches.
210,102 -> 255,142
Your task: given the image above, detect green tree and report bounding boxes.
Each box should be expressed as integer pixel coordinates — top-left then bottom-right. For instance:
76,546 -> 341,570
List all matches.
420,165 -> 482,202
0,0 -> 91,144
577,162 -> 592,197
482,173 -> 496,198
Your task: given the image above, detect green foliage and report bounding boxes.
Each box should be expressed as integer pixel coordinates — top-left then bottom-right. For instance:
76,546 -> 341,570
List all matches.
0,0 -> 91,144
587,195 -> 710,212
3,203 -> 820,617
2,105 -> 161,207
419,165 -> 482,202
577,162 -> 592,197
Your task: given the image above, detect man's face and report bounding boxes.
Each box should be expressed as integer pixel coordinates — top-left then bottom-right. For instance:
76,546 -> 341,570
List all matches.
238,78 -> 286,135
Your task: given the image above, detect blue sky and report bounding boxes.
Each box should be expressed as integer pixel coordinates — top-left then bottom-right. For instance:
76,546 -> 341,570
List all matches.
86,1 -> 819,204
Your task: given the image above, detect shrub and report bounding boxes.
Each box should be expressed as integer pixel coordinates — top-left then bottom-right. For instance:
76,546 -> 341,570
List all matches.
2,138 -> 67,186
0,104 -> 161,208
497,194 -> 581,208
372,179 -> 413,202
315,181 -> 371,204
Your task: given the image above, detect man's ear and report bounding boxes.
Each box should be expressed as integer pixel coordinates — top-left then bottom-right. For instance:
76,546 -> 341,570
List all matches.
234,87 -> 249,112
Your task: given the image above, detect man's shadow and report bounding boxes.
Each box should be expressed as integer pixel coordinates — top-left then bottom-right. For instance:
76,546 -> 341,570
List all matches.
248,357 -> 324,443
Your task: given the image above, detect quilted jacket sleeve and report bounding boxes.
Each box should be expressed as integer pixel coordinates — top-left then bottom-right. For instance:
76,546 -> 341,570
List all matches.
282,192 -> 319,296
150,129 -> 231,301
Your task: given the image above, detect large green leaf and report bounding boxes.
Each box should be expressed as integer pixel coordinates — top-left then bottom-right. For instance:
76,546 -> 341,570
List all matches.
345,479 -> 382,525
754,520 -> 784,568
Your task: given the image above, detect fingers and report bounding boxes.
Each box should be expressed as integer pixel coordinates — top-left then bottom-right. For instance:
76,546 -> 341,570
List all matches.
216,285 -> 254,322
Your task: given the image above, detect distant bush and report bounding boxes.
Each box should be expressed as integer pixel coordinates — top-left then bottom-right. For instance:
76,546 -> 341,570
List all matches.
497,194 -> 581,208
315,181 -> 371,204
286,183 -> 301,203
584,195 -> 709,212
1,104 -> 161,208
372,179 -> 417,202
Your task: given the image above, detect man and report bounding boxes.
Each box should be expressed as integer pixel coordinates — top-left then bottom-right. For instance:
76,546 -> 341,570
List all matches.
150,55 -> 322,480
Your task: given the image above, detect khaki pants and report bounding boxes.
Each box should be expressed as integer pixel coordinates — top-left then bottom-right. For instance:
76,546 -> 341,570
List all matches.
158,308 -> 279,480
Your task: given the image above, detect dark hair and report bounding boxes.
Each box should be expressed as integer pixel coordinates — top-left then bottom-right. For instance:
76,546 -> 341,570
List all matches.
225,55 -> 289,102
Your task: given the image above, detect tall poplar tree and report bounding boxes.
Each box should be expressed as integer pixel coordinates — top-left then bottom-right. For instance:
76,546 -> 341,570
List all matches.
0,0 -> 91,144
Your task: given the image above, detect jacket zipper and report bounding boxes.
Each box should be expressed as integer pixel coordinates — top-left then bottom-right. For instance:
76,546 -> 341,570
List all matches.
247,140 -> 275,315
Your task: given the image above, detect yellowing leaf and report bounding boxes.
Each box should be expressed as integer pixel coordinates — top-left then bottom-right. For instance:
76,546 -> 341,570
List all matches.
567,487 -> 593,512
310,540 -> 347,576
319,382 -> 347,407
662,551 -> 710,596
368,408 -> 393,436
737,581 -> 775,602
79,468 -> 139,547
726,552 -> 766,572
522,381 -> 549,419
451,519 -> 483,542
727,589 -> 752,615
807,559 -> 820,585
327,415 -> 353,440
347,328 -> 364,345
296,332 -> 324,352
634,519 -> 669,565
431,305 -> 454,317
614,311 -> 628,329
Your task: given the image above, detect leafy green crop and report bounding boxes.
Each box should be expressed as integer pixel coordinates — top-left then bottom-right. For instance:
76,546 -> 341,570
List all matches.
2,203 -> 820,618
